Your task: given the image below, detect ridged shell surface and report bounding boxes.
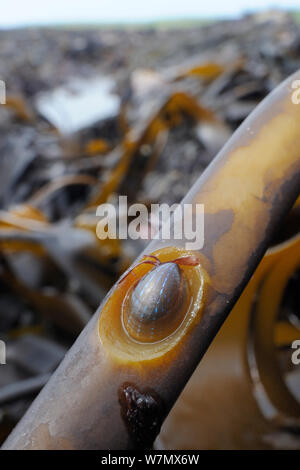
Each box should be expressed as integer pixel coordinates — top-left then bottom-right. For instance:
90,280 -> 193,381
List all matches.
123,262 -> 188,342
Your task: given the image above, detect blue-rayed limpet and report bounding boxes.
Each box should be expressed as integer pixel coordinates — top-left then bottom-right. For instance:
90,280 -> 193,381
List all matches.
122,254 -> 199,343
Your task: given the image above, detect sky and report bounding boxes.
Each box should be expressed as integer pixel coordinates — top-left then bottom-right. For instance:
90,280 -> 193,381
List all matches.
1,0 -> 300,28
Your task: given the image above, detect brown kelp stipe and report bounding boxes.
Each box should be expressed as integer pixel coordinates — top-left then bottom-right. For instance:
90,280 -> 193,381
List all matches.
3,71 -> 300,450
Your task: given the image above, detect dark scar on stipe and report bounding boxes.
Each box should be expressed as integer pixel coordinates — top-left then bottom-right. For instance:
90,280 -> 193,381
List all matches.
118,382 -> 165,449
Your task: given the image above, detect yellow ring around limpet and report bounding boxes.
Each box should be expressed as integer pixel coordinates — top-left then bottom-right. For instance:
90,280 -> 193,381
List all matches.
98,246 -> 208,364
